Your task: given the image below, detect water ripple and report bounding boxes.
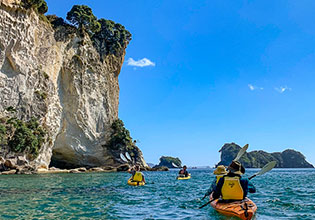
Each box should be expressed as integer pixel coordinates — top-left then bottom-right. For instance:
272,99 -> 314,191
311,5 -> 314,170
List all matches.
0,169 -> 314,219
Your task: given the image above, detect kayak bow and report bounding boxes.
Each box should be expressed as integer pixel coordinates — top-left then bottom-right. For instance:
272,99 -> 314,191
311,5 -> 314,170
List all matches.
127,178 -> 145,186
177,174 -> 191,180
210,197 -> 257,220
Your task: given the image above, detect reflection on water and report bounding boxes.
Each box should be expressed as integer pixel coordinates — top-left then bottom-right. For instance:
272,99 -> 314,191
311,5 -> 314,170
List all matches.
0,169 -> 314,219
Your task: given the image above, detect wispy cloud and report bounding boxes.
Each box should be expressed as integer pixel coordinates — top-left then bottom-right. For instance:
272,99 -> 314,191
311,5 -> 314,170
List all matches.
248,84 -> 264,91
127,58 -> 155,67
275,86 -> 291,93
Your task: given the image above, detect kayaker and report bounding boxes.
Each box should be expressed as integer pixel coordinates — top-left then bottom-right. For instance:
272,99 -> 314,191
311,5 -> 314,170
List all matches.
212,161 -> 256,201
128,165 -> 145,183
202,165 -> 227,199
178,165 -> 189,177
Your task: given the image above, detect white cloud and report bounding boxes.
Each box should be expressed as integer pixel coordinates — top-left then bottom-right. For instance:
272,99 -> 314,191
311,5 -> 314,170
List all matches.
127,58 -> 155,67
275,86 -> 291,93
248,84 -> 255,91
248,84 -> 263,91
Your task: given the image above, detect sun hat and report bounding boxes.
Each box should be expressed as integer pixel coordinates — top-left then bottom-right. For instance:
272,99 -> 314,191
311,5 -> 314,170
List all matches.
228,161 -> 245,175
213,165 -> 228,175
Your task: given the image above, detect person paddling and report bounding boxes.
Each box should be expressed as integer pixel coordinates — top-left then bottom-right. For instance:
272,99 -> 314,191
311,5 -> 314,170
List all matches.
212,161 -> 256,201
128,165 -> 145,183
203,165 -> 228,199
178,165 -> 189,177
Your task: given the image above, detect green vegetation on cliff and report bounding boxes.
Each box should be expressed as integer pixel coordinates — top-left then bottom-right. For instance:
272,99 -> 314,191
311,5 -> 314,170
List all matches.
106,119 -> 134,152
66,5 -> 100,34
21,0 -> 48,14
92,18 -> 132,57
217,143 -> 314,168
104,119 -> 139,161
0,115 -> 46,159
49,4 -> 132,58
157,156 -> 182,168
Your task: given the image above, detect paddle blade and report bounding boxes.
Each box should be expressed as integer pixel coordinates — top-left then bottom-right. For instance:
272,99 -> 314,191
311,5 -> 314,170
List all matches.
256,161 -> 276,176
234,144 -> 249,161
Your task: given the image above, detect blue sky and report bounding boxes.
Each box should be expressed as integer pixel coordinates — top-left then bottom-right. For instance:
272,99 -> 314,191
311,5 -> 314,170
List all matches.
46,0 -> 315,166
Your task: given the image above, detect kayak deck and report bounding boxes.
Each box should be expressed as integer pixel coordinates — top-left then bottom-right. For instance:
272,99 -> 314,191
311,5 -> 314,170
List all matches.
127,178 -> 145,186
210,197 -> 257,220
177,174 -> 191,180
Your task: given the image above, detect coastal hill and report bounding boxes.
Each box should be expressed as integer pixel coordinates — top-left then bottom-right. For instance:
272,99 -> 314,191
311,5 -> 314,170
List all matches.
0,0 -> 147,173
217,143 -> 314,168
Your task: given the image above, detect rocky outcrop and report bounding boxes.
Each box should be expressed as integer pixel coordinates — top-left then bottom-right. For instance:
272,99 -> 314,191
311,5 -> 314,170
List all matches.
156,156 -> 182,168
0,1 -> 147,171
217,143 -> 314,168
148,166 -> 169,171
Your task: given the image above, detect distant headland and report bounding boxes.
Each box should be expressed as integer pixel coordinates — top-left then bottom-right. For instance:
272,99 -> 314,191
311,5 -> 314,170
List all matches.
217,143 -> 314,168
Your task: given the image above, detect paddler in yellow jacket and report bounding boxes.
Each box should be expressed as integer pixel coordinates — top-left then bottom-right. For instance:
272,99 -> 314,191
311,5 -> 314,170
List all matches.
202,165 -> 227,199
128,165 -> 146,183
212,161 -> 256,201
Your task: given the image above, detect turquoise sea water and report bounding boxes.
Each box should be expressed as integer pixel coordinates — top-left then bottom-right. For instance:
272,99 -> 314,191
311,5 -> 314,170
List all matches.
0,169 -> 314,219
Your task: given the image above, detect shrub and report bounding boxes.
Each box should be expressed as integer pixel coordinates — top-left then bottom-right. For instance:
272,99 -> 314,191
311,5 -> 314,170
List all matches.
7,117 -> 46,158
21,0 -> 48,14
66,5 -> 100,34
6,106 -> 16,113
93,18 -> 132,56
35,90 -> 47,100
0,124 -> 6,144
106,119 -> 133,151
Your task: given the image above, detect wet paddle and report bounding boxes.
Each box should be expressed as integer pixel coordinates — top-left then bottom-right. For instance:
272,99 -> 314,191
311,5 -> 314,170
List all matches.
248,161 -> 277,180
234,144 -> 249,162
198,160 -> 277,209
199,198 -> 215,209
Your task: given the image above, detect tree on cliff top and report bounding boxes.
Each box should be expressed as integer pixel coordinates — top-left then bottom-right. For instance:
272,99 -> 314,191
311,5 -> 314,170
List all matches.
93,18 -> 132,56
66,5 -> 100,34
21,0 -> 48,14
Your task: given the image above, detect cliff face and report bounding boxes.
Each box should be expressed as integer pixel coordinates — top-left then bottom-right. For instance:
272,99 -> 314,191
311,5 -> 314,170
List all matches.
0,1 -> 147,170
217,143 -> 314,168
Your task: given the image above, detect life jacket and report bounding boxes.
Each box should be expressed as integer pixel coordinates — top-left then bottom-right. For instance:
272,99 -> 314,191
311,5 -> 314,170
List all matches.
132,171 -> 143,182
221,176 -> 244,200
216,175 -> 224,184
179,169 -> 186,174
179,169 -> 188,177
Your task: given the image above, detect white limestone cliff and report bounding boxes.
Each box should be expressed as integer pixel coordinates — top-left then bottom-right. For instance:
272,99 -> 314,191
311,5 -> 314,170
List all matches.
0,0 -> 147,171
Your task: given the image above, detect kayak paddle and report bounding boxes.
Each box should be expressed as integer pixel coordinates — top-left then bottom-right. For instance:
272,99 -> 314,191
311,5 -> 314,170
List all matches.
199,160 -> 276,209
200,144 -> 249,201
234,144 -> 249,161
199,198 -> 215,209
248,161 -> 277,180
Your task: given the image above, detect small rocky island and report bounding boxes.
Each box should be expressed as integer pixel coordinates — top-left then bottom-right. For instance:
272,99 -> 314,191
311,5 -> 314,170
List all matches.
217,143 -> 314,168
155,156 -> 182,168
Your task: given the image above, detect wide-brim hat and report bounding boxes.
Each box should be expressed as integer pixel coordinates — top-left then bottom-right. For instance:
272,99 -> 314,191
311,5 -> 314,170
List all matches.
228,161 -> 245,175
213,165 -> 228,175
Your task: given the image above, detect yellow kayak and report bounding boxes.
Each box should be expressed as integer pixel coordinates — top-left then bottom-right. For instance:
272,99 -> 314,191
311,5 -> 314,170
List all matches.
177,174 -> 191,180
127,178 -> 145,186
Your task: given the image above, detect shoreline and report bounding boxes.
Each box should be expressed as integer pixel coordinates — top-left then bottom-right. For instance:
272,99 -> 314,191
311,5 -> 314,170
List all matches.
1,166 -> 313,176
0,164 -> 170,175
